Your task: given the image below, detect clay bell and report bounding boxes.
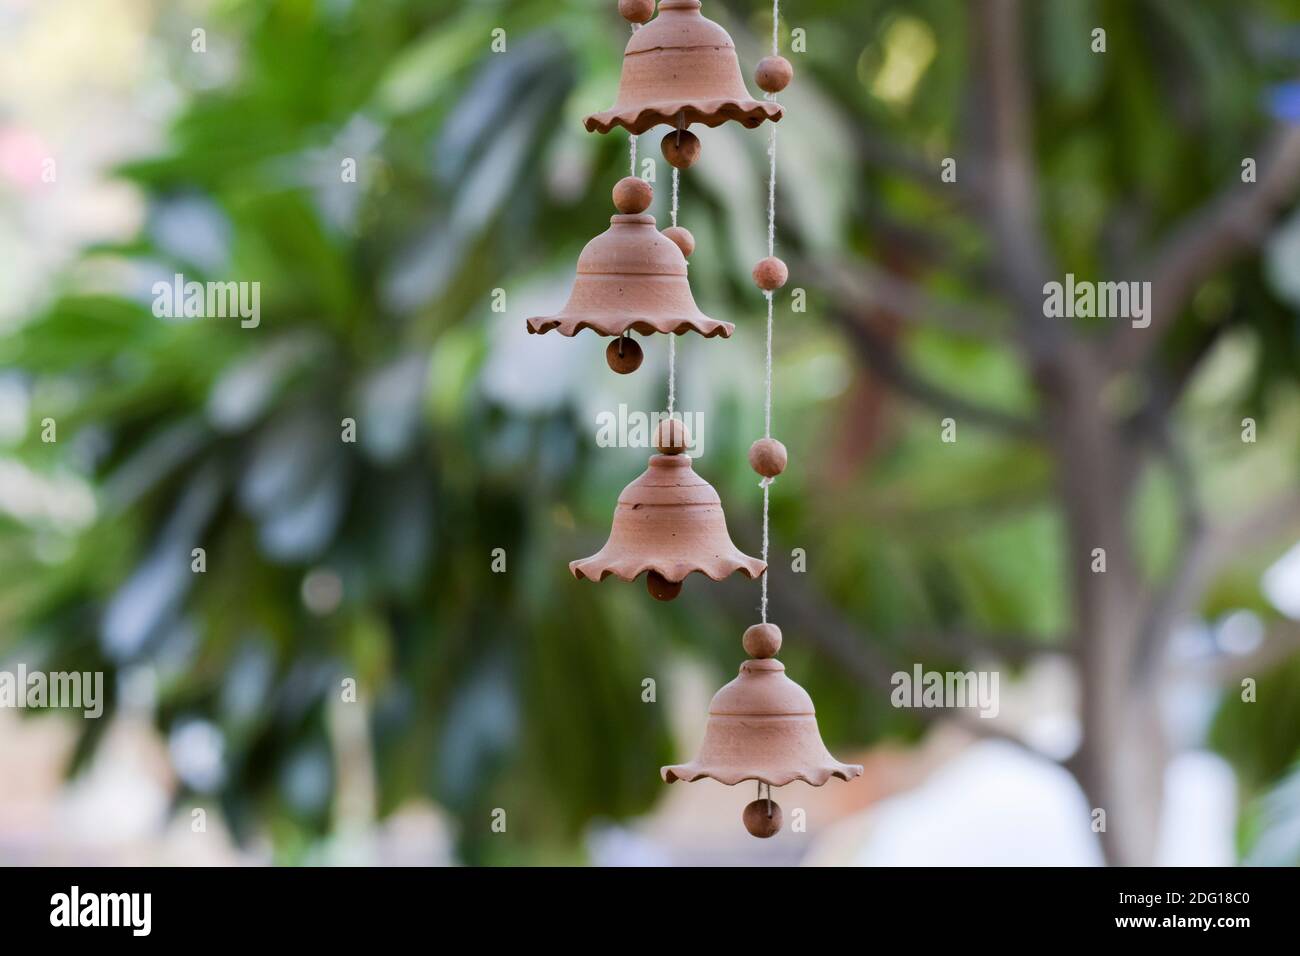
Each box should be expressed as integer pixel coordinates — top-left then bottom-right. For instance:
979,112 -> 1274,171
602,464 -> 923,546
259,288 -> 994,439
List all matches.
527,178 -> 733,339
585,0 -> 784,135
662,651 -> 863,787
570,447 -> 765,599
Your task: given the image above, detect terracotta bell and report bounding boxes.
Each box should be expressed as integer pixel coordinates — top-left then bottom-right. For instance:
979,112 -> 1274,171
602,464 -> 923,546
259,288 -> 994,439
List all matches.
663,623 -> 862,836
527,177 -> 732,340
571,421 -> 764,599
662,656 -> 863,787
585,0 -> 785,135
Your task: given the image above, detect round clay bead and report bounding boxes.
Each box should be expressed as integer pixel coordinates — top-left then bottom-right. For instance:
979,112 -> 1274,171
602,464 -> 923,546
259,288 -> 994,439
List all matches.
606,336 -> 644,374
660,129 -> 701,170
613,176 -> 653,214
647,570 -> 682,601
662,225 -> 695,258
755,55 -> 793,94
619,0 -> 655,24
742,622 -> 782,659
752,256 -> 788,291
743,798 -> 783,838
748,437 -> 787,478
655,417 -> 691,455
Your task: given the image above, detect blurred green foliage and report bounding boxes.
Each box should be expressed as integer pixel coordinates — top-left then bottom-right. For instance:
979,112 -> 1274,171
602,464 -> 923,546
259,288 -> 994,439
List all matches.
2,0 -> 1299,863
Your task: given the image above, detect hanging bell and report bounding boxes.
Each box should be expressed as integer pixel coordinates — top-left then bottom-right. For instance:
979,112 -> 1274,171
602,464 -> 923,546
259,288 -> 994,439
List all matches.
661,656 -> 863,787
527,177 -> 732,341
585,0 -> 784,135
571,420 -> 764,599
662,623 -> 862,835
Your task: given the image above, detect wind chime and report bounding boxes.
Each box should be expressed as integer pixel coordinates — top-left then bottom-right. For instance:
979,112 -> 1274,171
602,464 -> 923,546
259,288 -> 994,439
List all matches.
531,0 -> 860,838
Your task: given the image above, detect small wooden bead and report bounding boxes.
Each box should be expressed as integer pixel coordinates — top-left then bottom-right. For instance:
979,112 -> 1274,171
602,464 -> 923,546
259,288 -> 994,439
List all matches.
662,225 -> 695,258
613,176 -> 653,214
619,0 -> 655,24
748,437 -> 787,478
660,129 -> 701,170
743,798 -> 783,838
743,623 -> 782,659
752,256 -> 788,291
755,55 -> 793,94
606,336 -> 643,374
647,570 -> 682,601
655,417 -> 691,455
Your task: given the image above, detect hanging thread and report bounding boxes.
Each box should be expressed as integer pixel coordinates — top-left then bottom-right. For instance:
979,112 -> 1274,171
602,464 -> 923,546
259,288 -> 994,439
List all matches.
758,0 -> 781,624
671,167 -> 680,228
666,164 -> 681,416
667,337 -> 677,415
628,23 -> 640,177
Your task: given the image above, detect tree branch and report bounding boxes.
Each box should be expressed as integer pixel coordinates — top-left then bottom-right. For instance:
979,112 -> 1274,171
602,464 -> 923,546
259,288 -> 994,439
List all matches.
908,629 -> 1073,667
831,306 -> 1043,440
1171,619 -> 1300,683
969,0 -> 1063,360
1110,126 -> 1300,370
1136,487 -> 1300,680
846,120 -> 976,210
809,255 -> 1009,340
739,563 -> 1064,760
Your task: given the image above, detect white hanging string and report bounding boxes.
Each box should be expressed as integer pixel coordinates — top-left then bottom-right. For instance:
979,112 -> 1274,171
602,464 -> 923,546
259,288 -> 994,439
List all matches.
759,0 -> 781,624
667,341 -> 677,415
763,124 -> 776,437
667,164 -> 680,416
671,166 -> 680,228
628,23 -> 640,177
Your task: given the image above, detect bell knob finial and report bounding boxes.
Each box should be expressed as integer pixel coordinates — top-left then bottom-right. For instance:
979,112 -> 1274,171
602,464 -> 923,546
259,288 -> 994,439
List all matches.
743,622 -> 782,659
655,417 -> 691,455
619,0 -> 655,24
613,176 -> 653,214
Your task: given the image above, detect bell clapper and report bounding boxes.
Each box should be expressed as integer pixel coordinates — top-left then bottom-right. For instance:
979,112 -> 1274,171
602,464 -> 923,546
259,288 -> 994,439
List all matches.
660,126 -> 701,171
743,782 -> 783,838
606,334 -> 644,374
647,570 -> 683,601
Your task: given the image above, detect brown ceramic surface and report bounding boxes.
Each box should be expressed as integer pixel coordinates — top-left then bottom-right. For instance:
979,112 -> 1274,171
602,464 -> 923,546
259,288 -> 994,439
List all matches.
742,798 -> 783,838
584,0 -> 784,135
661,225 -> 694,258
527,213 -> 732,338
662,658 -> 865,786
570,454 -> 765,584
754,55 -> 793,94
605,336 -> 644,373
747,437 -> 787,478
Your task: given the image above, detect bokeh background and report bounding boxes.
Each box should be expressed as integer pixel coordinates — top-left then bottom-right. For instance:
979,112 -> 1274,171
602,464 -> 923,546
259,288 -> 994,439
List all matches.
2,0 -> 1299,866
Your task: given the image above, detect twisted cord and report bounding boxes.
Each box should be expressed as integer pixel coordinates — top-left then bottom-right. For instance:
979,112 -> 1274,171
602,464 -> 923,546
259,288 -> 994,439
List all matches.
759,0 -> 781,623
